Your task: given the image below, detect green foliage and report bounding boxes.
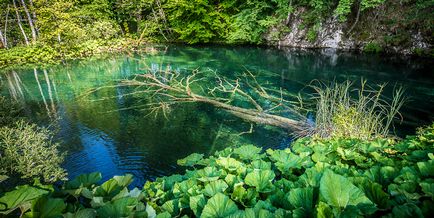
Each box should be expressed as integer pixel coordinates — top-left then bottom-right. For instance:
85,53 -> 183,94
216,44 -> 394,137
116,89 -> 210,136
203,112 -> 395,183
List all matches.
0,173 -> 150,217
1,0 -> 431,61
363,42 -> 383,53
361,0 -> 386,11
1,123 -> 433,216
334,0 -> 355,22
0,120 -> 67,183
0,38 -> 135,69
0,96 -> 23,127
141,125 -> 432,217
0,45 -> 61,68
227,1 -> 275,44
165,0 -> 230,44
306,24 -> 320,43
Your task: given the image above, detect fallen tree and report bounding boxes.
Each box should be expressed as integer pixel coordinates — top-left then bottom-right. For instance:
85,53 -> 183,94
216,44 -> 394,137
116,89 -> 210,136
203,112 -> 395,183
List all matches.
120,69 -> 313,136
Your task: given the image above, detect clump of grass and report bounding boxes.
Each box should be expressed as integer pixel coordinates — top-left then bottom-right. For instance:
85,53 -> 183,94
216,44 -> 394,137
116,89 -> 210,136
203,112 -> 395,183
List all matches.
308,80 -> 405,139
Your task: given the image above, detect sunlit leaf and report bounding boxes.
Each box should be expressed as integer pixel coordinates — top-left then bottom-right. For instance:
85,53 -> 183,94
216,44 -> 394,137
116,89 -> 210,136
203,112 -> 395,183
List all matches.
177,153 -> 204,167
201,193 -> 239,218
245,169 -> 275,193
320,170 -> 374,210
204,180 -> 228,197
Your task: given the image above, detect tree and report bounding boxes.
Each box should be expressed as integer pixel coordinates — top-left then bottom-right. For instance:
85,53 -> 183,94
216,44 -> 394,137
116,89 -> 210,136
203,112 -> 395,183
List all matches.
20,0 -> 37,42
12,0 -> 29,45
165,0 -> 230,44
116,69 -> 312,136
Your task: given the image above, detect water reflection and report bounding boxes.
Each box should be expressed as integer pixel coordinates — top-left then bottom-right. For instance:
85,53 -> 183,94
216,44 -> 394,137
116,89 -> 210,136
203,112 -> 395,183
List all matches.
1,45 -> 433,187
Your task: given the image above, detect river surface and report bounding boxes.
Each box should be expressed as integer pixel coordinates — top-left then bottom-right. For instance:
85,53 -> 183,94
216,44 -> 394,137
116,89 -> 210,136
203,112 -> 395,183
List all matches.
1,45 -> 433,187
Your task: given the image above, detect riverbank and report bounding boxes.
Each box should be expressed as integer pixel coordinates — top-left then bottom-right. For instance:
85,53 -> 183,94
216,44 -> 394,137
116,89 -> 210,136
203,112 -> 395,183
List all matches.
0,38 -> 153,70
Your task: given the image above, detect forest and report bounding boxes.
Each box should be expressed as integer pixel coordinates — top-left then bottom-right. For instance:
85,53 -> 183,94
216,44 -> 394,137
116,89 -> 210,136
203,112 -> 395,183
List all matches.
0,0 -> 433,217
0,0 -> 433,68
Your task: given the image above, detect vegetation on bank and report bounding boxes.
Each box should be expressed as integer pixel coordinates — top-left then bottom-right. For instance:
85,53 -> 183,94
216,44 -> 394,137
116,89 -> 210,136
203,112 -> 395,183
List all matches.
0,124 -> 432,217
0,0 -> 432,68
0,38 -> 142,70
0,96 -> 66,187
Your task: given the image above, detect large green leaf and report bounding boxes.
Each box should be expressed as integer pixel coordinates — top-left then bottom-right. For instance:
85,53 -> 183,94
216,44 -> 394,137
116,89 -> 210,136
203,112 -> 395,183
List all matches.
233,145 -> 262,161
195,166 -> 223,182
316,201 -> 333,218
65,172 -> 102,189
177,153 -> 204,167
267,149 -> 310,174
28,197 -> 66,218
250,160 -> 271,170
231,184 -> 258,207
156,211 -> 171,218
390,203 -> 424,218
417,160 -> 434,177
245,169 -> 275,193
216,157 -> 243,172
298,167 -> 323,187
161,199 -> 180,216
173,179 -> 199,197
225,174 -> 241,187
112,174 -> 134,187
319,170 -> 374,210
189,194 -> 206,217
204,180 -> 228,197
420,180 -> 434,197
93,174 -> 133,199
201,193 -> 239,218
159,174 -> 183,191
274,208 -> 293,218
96,197 -> 138,217
0,185 -> 49,212
351,177 -> 389,209
288,187 -> 314,217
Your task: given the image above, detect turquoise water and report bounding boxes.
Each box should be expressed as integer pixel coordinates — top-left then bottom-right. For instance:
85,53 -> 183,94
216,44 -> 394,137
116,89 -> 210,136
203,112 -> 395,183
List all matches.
2,45 -> 433,187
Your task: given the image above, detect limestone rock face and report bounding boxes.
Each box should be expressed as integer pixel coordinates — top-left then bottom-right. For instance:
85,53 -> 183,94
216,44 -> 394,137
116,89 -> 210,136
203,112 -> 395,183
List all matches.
269,8 -> 430,55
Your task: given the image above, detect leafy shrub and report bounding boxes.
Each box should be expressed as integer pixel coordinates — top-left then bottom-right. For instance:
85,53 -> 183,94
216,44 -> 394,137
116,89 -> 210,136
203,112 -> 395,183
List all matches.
306,26 -> 319,43
0,120 -> 67,183
0,38 -> 135,70
363,42 -> 383,53
84,21 -> 120,40
0,124 -> 433,217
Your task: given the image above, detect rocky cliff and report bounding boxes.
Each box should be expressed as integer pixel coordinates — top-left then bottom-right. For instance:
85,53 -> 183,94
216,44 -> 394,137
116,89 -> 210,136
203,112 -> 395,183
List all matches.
267,5 -> 432,56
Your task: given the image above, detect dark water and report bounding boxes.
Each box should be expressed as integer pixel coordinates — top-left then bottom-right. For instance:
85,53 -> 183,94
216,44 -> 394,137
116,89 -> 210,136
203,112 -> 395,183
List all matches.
1,45 -> 433,187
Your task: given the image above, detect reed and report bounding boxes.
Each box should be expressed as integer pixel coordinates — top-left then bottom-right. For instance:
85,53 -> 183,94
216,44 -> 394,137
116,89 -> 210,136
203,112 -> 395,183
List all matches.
308,79 -> 405,139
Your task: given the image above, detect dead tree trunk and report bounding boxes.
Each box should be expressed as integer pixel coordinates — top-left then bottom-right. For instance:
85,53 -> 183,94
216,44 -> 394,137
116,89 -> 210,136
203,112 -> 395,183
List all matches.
12,0 -> 29,46
114,70 -> 312,135
20,0 -> 37,42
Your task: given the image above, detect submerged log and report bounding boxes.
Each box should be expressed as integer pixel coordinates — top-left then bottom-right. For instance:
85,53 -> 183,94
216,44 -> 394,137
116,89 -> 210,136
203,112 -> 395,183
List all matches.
120,69 -> 312,136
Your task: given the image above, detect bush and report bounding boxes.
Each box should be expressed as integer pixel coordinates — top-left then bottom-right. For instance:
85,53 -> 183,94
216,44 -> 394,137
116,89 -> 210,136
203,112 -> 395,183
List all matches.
0,120 -> 66,183
363,42 -> 383,53
0,124 -> 432,217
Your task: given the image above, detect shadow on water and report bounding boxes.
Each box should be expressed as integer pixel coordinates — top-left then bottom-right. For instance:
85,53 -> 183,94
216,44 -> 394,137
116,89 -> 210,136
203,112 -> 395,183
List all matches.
1,45 -> 433,187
